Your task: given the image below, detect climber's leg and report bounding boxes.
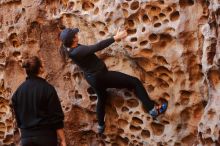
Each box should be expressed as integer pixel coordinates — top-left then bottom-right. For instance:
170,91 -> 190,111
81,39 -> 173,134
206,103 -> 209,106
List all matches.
85,74 -> 107,133
99,71 -> 155,111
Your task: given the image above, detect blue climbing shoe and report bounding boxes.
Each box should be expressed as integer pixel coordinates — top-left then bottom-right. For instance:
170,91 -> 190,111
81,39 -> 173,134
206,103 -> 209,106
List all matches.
149,102 -> 168,118
97,124 -> 105,134
149,107 -> 159,118
159,102 -> 168,114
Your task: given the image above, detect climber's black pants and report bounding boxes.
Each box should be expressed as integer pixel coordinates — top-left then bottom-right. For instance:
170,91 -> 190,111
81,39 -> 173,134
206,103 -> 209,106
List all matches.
21,128 -> 58,146
21,135 -> 57,146
85,70 -> 155,126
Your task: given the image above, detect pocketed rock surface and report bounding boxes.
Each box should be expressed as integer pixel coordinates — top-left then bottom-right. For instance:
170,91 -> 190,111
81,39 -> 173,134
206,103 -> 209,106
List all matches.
0,0 -> 220,145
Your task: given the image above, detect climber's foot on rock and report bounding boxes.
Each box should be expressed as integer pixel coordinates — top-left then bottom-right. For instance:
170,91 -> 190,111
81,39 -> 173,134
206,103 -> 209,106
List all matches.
97,124 -> 105,134
149,102 -> 168,119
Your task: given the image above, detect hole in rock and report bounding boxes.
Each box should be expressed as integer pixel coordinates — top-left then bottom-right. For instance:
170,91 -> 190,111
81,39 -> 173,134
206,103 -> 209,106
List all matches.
202,100 -> 208,107
159,0 -> 164,4
0,42 -> 4,49
99,31 -> 105,36
9,33 -> 20,47
12,51 -> 21,57
160,33 -> 172,42
122,2 -> 129,8
149,6 -> 161,16
89,96 -> 97,102
115,135 -> 129,145
127,19 -> 135,27
65,107 -> 70,111
206,128 -> 211,134
130,125 -> 142,132
153,16 -> 159,22
131,117 -> 143,125
141,129 -> 150,138
8,26 -> 14,33
87,87 -> 95,94
113,97 -> 124,108
207,109 -> 215,119
179,0 -> 194,8
125,45 -> 132,51
165,27 -> 176,33
140,40 -> 148,46
130,37 -> 137,42
149,33 -> 158,42
176,124 -> 182,133
12,41 -> 19,47
117,4 -> 121,9
124,91 -> 132,97
154,22 -> 161,27
130,1 -> 139,10
142,14 -> 149,23
121,106 -> 129,112
174,142 -> 181,146
75,93 -> 82,100
156,78 -> 169,89
159,13 -> 166,18
127,99 -> 139,108
170,11 -> 180,21
147,85 -> 154,92
3,134 -> 13,144
163,7 -> 172,13
123,9 -> 129,17
151,122 -> 165,136
82,1 -> 94,11
163,19 -> 169,24
94,7 -> 99,15
179,90 -> 192,105
90,104 -> 96,111
118,128 -> 124,134
127,29 -> 137,35
112,143 -> 119,146
181,133 -> 197,145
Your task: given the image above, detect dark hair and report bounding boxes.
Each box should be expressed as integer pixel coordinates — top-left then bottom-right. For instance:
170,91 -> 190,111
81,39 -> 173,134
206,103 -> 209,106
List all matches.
22,56 -> 42,76
59,28 -> 79,61
59,43 -> 71,61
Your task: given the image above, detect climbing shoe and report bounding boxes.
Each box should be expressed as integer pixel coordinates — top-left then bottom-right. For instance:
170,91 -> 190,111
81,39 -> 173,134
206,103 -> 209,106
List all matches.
97,124 -> 105,134
149,102 -> 168,118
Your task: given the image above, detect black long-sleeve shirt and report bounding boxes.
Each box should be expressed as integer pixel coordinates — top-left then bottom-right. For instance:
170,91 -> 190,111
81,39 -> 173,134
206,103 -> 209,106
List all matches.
12,76 -> 64,137
69,37 -> 115,75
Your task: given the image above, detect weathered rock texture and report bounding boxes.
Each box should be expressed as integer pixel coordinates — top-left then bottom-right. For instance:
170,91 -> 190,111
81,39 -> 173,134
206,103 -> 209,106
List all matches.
0,0 -> 220,145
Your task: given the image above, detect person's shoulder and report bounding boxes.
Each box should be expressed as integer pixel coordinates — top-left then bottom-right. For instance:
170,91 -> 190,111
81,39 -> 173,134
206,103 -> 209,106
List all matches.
16,80 -> 28,90
34,77 -> 54,90
72,44 -> 86,52
41,80 -> 57,96
70,44 -> 86,57
12,80 -> 28,97
45,82 -> 56,92
36,77 -> 49,85
41,79 -> 53,88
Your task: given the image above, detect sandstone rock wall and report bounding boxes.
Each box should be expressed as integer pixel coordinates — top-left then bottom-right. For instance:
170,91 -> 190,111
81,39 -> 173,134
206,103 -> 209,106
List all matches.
0,0 -> 220,145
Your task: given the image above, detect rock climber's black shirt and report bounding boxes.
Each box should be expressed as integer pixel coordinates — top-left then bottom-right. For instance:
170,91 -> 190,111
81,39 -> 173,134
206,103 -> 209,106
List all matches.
12,76 -> 64,137
69,37 -> 115,75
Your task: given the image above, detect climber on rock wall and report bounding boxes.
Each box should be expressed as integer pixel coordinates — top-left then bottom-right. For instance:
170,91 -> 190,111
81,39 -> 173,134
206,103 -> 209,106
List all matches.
59,27 -> 168,134
11,56 -> 66,146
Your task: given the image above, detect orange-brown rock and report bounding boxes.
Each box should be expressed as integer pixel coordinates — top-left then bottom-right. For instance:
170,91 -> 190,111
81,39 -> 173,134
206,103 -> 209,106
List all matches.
0,0 -> 220,145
